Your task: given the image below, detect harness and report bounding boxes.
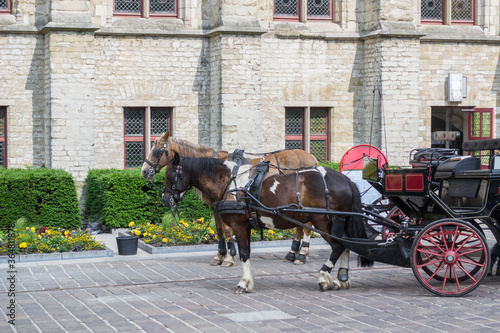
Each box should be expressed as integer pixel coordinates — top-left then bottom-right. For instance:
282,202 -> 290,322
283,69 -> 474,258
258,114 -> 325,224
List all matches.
144,141 -> 169,192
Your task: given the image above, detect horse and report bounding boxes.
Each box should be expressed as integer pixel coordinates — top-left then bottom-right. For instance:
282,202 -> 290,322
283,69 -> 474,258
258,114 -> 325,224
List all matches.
162,153 -> 373,293
141,131 -> 331,268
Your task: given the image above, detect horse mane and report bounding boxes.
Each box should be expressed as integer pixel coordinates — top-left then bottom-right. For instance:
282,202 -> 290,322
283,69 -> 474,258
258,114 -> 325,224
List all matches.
178,155 -> 228,180
168,137 -> 214,157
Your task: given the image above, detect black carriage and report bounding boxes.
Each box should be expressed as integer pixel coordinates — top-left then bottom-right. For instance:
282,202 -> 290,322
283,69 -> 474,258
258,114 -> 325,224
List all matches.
358,138 -> 500,296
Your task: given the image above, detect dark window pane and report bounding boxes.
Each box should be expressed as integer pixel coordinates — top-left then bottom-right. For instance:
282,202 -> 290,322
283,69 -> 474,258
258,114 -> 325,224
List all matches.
125,142 -> 144,168
0,108 -> 3,137
286,109 -> 303,135
125,109 -> 144,136
421,0 -> 442,20
285,140 -> 302,150
151,0 -> 175,14
115,0 -> 140,13
274,0 -> 299,17
452,0 -> 472,21
310,109 -> 327,135
0,0 -> 7,10
307,0 -> 330,17
151,108 -> 170,136
310,140 -> 327,162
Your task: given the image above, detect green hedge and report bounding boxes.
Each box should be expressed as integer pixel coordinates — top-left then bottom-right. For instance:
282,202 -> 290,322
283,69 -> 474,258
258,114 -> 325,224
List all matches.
0,168 -> 82,229
84,169 -> 213,229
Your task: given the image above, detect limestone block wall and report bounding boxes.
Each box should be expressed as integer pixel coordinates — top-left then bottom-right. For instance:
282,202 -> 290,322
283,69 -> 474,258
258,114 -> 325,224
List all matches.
93,36 -> 207,169
260,35 -> 363,161
0,34 -> 39,167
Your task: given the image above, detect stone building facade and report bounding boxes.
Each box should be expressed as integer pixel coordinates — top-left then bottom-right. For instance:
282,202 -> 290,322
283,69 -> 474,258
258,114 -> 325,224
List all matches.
1,0 -> 499,184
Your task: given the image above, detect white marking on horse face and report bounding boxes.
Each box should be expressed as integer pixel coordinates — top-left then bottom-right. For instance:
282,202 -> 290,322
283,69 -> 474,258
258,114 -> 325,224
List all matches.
259,216 -> 276,229
269,179 -> 280,194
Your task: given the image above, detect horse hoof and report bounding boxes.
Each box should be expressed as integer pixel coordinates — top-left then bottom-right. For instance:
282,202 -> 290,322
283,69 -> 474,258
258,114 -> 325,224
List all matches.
210,259 -> 223,266
221,261 -> 234,267
318,282 -> 332,292
285,252 -> 296,262
234,286 -> 247,294
294,254 -> 306,265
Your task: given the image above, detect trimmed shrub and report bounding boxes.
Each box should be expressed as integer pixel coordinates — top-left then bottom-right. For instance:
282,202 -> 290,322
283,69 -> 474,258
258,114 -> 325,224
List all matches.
0,168 -> 82,229
84,169 -> 213,229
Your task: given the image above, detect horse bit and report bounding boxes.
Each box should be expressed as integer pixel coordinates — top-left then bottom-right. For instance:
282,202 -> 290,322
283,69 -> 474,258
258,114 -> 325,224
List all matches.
144,142 -> 169,192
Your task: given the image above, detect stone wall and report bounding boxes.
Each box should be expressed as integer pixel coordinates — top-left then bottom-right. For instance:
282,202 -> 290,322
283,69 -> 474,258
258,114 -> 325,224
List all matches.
2,0 -> 500,181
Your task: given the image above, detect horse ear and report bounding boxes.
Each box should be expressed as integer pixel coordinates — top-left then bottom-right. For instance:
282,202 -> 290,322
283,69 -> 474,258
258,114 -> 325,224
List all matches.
174,152 -> 181,165
163,131 -> 170,139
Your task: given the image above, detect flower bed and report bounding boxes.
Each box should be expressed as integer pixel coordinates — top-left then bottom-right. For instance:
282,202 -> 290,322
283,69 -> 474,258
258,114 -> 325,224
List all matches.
125,218 -> 323,254
0,223 -> 111,262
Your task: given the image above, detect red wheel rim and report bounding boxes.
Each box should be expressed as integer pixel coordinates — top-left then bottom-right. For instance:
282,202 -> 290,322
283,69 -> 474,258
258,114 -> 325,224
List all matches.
411,221 -> 489,296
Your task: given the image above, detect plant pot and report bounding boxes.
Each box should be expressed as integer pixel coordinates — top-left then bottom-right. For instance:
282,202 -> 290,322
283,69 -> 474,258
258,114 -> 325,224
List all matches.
116,236 -> 138,255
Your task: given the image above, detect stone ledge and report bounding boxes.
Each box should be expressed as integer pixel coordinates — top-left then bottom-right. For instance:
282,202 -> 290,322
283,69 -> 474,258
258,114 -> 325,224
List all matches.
0,247 -> 113,263
120,231 -> 328,255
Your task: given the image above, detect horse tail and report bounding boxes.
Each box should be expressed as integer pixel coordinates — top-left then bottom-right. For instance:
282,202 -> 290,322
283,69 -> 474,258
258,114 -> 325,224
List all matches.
345,179 -> 374,268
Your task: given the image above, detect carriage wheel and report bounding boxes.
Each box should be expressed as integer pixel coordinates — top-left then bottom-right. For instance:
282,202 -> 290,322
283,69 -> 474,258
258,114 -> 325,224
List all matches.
410,219 -> 490,297
381,206 -> 405,240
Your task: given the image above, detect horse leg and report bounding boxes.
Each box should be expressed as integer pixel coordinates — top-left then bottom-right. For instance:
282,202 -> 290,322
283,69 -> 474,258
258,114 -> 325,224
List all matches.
221,223 -> 236,267
318,242 -> 346,291
210,213 -> 227,266
294,223 -> 312,265
232,222 -> 254,294
333,249 -> 351,289
285,227 -> 303,262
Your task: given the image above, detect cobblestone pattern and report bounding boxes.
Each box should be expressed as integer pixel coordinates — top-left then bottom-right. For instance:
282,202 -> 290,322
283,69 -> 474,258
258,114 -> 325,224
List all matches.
1,249 -> 500,332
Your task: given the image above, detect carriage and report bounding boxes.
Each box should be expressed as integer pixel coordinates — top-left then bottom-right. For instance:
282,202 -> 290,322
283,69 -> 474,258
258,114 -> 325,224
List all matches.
155,133 -> 500,297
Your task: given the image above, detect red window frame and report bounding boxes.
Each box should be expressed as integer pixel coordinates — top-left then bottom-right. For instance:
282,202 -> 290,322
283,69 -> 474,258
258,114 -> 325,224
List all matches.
285,107 -> 329,162
113,0 -> 178,18
123,107 -> 172,169
273,0 -> 333,21
0,0 -> 11,14
421,0 -> 475,25
0,106 -> 6,168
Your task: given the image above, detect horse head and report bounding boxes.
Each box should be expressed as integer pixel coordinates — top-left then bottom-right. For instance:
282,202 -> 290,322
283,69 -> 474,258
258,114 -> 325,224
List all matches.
141,131 -> 170,181
162,152 -> 191,212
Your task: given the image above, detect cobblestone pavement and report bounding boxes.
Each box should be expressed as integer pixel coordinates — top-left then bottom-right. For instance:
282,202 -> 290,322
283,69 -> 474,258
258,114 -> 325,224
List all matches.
1,245 -> 500,333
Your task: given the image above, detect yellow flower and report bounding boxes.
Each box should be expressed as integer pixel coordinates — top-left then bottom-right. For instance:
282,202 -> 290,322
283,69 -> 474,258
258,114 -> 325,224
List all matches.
64,231 -> 69,236
135,230 -> 141,236
128,221 -> 135,227
210,230 -> 214,235
268,230 -> 275,234
31,227 -> 36,232
162,238 -> 167,243
19,242 -> 27,249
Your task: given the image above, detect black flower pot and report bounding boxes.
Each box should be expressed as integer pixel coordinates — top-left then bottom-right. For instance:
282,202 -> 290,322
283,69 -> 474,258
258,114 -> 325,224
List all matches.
116,236 -> 138,255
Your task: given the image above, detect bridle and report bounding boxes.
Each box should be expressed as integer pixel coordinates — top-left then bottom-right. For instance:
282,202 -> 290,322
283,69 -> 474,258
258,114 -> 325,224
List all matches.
163,163 -> 187,218
144,141 -> 169,192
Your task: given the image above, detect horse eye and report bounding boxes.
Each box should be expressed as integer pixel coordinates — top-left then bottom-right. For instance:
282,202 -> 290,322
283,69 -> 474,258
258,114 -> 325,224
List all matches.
153,148 -> 162,157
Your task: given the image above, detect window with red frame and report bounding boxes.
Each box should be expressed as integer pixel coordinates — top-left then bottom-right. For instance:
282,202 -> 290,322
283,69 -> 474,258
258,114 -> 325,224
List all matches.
285,107 -> 329,162
421,0 -> 474,25
274,0 -> 332,21
0,107 -> 6,168
114,0 -> 177,17
0,0 -> 10,13
124,107 -> 172,168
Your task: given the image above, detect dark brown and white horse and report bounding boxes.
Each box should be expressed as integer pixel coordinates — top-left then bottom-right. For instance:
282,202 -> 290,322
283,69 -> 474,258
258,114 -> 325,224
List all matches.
162,153 -> 372,293
141,132 -> 327,267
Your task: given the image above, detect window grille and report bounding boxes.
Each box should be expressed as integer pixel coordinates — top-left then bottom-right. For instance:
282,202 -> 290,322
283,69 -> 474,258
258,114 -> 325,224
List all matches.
285,140 -> 303,150
150,0 -> 175,14
421,0 -> 442,20
286,109 -> 303,135
307,0 -> 330,18
151,108 -> 170,136
125,109 -> 144,136
274,0 -> 299,17
310,109 -> 327,135
311,140 -> 327,162
451,0 -> 472,21
115,0 -> 140,13
125,142 -> 144,168
0,0 -> 8,10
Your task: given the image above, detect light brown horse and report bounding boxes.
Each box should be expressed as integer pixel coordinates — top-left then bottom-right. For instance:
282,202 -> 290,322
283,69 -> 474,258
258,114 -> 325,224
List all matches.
162,153 -> 372,293
141,132 -> 318,266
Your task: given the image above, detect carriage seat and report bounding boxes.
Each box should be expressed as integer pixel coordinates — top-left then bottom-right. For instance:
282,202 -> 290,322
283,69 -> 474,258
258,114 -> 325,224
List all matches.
434,156 -> 481,178
410,148 -> 459,168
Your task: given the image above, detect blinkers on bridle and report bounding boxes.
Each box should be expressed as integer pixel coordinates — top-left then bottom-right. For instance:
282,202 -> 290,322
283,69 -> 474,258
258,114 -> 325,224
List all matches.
144,140 -> 169,176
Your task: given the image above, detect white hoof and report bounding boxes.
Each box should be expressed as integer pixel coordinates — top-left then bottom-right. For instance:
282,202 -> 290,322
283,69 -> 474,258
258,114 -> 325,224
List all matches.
210,254 -> 223,266
332,277 -> 351,290
318,270 -> 334,291
222,256 -> 236,267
